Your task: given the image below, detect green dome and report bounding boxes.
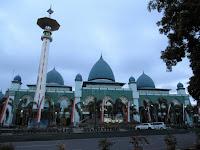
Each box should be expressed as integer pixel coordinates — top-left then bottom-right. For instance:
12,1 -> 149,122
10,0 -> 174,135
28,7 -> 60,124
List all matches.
75,74 -> 82,81
177,82 -> 184,88
46,68 -> 64,85
88,55 -> 115,82
137,72 -> 155,89
129,76 -> 135,83
14,75 -> 21,82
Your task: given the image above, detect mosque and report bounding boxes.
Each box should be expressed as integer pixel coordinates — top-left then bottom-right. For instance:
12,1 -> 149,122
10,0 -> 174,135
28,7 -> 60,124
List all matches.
0,8 -> 192,127
0,54 -> 192,126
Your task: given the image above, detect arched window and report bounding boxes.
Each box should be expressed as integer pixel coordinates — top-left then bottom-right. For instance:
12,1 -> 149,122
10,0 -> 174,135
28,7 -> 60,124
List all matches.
103,96 -> 113,106
44,95 -> 53,108
57,96 -> 70,109
119,96 -> 129,105
84,95 -> 95,105
172,98 -> 181,106
20,95 -> 33,107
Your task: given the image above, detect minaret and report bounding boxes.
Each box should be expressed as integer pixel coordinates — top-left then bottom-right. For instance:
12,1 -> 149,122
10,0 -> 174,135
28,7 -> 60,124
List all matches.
33,7 -> 60,109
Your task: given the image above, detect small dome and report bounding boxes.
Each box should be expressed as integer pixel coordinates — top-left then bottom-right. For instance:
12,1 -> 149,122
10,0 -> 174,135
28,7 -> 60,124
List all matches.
0,91 -> 5,100
14,75 -> 21,82
88,55 -> 115,82
129,76 -> 135,83
46,68 -> 64,85
177,82 -> 184,88
75,74 -> 82,81
137,72 -> 155,89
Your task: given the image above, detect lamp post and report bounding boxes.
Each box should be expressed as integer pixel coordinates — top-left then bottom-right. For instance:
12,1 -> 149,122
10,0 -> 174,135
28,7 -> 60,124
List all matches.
55,111 -> 57,123
53,102 -> 54,123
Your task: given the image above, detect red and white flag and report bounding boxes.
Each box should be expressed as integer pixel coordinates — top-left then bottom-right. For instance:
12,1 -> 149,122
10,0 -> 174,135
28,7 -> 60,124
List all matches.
0,95 -> 9,124
36,96 -> 44,123
71,98 -> 76,123
101,99 -> 104,122
167,103 -> 171,121
126,100 -> 130,122
147,102 -> 151,122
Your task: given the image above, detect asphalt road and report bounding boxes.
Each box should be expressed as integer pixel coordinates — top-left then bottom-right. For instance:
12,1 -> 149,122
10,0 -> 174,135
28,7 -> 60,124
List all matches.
5,133 -> 196,150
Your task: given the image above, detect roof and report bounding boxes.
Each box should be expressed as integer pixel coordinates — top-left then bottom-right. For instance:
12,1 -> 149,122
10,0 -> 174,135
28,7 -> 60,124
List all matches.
14,75 -> 21,82
88,55 -> 115,82
137,72 -> 155,89
46,68 -> 64,85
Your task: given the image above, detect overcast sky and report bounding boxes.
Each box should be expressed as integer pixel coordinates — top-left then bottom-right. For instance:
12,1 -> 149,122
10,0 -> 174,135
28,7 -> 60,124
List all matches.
0,0 -> 195,104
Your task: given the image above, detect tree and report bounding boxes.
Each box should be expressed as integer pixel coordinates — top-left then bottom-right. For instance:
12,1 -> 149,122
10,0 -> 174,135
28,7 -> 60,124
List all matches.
148,0 -> 200,100
87,97 -> 102,125
130,104 -> 138,122
113,99 -> 126,121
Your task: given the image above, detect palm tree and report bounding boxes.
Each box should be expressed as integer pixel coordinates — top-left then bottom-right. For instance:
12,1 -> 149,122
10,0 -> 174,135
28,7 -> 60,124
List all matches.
157,98 -> 168,123
43,98 -> 54,126
169,103 -> 183,124
113,99 -> 126,121
139,106 -> 147,123
26,101 -> 37,123
150,103 -> 159,122
130,104 -> 138,122
60,99 -> 73,126
87,97 -> 102,125
185,104 -> 194,124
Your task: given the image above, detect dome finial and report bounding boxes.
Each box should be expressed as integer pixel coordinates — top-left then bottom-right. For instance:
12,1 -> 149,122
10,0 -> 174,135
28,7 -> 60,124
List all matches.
100,53 -> 103,59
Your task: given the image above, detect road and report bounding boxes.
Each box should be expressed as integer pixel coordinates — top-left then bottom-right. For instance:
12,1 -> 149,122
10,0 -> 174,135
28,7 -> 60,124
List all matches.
5,133 -> 195,150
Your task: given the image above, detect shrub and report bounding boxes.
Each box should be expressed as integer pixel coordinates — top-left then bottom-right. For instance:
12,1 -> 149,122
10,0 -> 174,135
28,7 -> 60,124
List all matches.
164,134 -> 177,145
98,138 -> 115,150
56,141 -> 66,150
130,136 -> 150,148
0,143 -> 15,150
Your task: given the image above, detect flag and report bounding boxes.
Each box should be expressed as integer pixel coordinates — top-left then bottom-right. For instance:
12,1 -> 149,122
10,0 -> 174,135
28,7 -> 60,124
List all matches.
101,99 -> 104,122
0,95 -> 9,124
167,103 -> 171,121
71,98 -> 76,123
147,102 -> 151,122
126,100 -> 130,122
36,96 -> 44,123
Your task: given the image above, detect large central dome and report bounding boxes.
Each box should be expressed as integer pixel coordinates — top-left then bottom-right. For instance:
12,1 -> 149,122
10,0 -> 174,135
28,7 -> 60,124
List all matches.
88,55 -> 115,82
137,72 -> 155,89
46,68 -> 64,85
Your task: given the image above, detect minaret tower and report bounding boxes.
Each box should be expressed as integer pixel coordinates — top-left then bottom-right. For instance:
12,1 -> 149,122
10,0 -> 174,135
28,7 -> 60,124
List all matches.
33,7 -> 60,109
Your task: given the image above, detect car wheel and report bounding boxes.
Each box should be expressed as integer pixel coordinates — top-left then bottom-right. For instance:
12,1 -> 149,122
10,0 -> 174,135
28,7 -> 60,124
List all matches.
148,127 -> 152,130
137,128 -> 140,131
160,127 -> 163,130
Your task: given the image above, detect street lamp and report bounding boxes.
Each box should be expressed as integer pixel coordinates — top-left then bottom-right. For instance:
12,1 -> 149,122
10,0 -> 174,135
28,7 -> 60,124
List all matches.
52,102 -> 54,123
55,111 -> 57,123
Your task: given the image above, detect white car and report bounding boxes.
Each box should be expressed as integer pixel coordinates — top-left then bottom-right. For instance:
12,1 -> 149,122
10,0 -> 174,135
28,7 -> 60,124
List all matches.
152,122 -> 166,130
135,123 -> 155,130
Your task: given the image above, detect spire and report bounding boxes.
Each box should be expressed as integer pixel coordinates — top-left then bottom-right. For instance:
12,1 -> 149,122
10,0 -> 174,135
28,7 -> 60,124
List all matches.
47,5 -> 54,18
100,53 -> 103,60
